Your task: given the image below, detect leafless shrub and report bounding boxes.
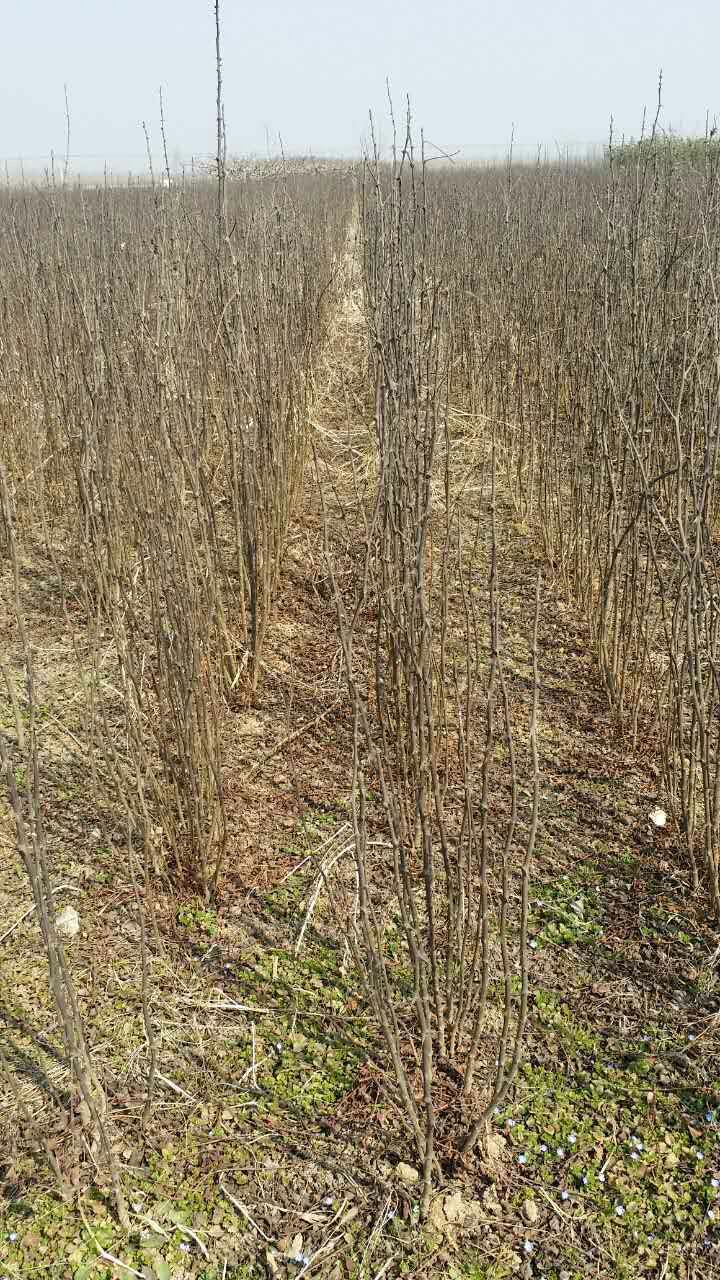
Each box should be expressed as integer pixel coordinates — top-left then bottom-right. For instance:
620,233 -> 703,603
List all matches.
322,115 -> 541,1212
434,124 -> 720,912
0,168 -> 351,892
0,465 -> 128,1226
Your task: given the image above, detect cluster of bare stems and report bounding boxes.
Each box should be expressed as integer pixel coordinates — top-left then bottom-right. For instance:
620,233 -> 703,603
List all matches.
0,10 -> 358,1208
0,154 -> 350,1210
432,116 -> 720,912
323,114 -> 540,1213
0,167 -> 351,896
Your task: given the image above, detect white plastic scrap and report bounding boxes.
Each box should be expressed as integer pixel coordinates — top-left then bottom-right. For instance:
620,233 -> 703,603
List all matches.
55,905 -> 80,938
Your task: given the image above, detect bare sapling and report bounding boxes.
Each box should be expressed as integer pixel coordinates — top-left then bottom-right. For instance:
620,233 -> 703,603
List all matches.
320,112 -> 541,1213
0,465 -> 129,1227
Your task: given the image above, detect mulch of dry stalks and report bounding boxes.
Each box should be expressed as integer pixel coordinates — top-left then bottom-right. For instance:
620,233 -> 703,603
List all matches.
1,234 -> 719,1280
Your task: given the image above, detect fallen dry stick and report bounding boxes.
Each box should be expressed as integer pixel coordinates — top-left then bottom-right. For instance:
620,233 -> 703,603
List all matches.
220,1180 -> 275,1243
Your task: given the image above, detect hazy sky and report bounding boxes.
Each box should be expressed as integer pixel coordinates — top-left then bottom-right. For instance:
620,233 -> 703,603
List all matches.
1,0 -> 718,174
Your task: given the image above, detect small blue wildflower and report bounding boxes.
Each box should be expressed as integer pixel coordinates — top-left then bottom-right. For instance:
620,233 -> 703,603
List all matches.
556,1147 -> 566,1158
598,1172 -> 606,1184
630,1152 -> 639,1161
518,1153 -> 528,1165
711,1178 -> 720,1189
615,1204 -> 625,1217
523,1241 -> 534,1254
180,1243 -> 191,1253
706,1112 -> 715,1123
568,1132 -> 577,1145
581,1175 -> 589,1186
560,1190 -> 569,1201
696,1151 -> 704,1161
539,1143 -> 548,1153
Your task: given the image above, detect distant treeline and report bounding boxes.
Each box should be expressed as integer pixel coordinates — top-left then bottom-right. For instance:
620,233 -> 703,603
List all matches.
608,133 -> 720,166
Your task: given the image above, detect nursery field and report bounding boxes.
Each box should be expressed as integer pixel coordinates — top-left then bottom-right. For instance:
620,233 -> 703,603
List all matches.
1,134 -> 720,1280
